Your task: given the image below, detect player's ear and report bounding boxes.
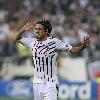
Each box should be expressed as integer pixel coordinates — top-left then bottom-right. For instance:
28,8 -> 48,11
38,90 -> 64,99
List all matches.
45,31 -> 48,35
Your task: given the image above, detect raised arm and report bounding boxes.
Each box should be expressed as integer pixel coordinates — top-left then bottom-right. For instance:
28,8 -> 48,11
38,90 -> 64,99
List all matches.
69,36 -> 90,54
13,21 -> 35,43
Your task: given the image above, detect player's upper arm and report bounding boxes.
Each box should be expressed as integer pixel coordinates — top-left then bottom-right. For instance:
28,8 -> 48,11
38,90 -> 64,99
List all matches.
55,38 -> 72,51
18,38 -> 35,48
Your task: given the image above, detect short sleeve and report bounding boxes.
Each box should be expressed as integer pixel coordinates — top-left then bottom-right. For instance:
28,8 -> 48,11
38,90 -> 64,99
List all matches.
20,38 -> 35,48
55,38 -> 72,51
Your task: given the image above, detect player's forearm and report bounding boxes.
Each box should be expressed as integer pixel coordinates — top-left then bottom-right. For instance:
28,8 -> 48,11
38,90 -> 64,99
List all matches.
13,29 -> 25,42
69,44 -> 85,54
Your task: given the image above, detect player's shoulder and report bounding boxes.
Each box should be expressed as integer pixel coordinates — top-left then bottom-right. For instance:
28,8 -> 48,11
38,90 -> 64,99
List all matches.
28,37 -> 37,41
29,38 -> 37,43
48,37 -> 60,42
47,37 -> 59,44
29,38 -> 37,41
20,37 -> 37,43
21,37 -> 36,40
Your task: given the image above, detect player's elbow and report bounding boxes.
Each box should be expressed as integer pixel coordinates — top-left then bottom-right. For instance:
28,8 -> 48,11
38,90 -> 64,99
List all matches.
13,35 -> 22,43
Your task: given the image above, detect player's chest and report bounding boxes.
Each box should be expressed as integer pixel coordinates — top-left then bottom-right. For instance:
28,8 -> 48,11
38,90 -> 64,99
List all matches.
32,41 -> 56,55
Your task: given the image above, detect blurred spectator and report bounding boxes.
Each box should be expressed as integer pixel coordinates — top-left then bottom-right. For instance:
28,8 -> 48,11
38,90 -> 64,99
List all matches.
0,21 -> 10,41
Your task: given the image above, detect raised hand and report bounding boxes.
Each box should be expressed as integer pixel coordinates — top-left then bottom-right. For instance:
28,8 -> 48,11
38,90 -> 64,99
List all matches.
82,36 -> 91,48
21,20 -> 36,32
69,36 -> 91,54
13,20 -> 36,42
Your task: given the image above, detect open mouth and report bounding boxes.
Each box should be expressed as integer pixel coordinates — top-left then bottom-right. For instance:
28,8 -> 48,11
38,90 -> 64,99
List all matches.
36,33 -> 41,38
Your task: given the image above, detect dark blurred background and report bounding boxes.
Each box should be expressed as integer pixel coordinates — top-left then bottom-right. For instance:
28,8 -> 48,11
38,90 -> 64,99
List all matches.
0,0 -> 100,100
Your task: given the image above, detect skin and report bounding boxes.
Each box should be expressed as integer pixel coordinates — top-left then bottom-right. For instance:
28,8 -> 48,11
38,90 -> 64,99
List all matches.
34,24 -> 48,41
13,21 -> 91,54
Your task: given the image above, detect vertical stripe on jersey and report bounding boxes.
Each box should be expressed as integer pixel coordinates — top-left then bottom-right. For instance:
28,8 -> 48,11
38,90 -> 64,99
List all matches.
38,57 -> 40,66
37,67 -> 38,72
50,54 -> 55,78
38,57 -> 42,72
46,57 -> 48,75
34,47 -> 37,68
36,59 -> 37,65
42,57 -> 44,72
35,50 -> 37,59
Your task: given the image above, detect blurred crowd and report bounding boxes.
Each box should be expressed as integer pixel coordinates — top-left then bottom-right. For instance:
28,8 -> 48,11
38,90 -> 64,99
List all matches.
0,0 -> 100,66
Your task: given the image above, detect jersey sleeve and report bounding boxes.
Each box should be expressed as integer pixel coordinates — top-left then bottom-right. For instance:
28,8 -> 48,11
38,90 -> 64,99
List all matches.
55,38 -> 72,51
20,38 -> 35,48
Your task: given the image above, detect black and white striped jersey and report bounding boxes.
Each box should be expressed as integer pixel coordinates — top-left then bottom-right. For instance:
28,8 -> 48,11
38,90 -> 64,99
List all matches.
20,37 -> 72,83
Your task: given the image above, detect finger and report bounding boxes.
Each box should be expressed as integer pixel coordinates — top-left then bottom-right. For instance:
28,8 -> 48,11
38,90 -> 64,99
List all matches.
29,19 -> 36,25
31,21 -> 36,26
25,23 -> 31,28
86,39 -> 91,46
29,27 -> 33,31
84,36 -> 90,42
85,36 -> 89,39
83,37 -> 85,43
28,22 -> 34,26
30,27 -> 33,30
31,18 -> 37,23
86,37 -> 90,43
86,36 -> 90,40
26,23 -> 34,29
83,36 -> 87,43
87,39 -> 90,43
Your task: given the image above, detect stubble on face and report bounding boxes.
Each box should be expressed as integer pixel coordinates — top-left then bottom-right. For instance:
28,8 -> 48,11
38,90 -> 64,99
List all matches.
34,24 -> 48,41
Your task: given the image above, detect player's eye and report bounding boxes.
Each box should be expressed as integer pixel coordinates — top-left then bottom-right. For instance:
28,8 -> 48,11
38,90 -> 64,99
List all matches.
38,28 -> 42,30
34,27 -> 42,30
34,28 -> 37,30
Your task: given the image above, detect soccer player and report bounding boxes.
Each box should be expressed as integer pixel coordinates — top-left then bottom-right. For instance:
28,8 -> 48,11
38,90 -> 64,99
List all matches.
13,19 -> 90,100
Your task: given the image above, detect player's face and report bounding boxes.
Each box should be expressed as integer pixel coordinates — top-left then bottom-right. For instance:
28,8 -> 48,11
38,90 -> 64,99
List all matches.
34,24 -> 47,40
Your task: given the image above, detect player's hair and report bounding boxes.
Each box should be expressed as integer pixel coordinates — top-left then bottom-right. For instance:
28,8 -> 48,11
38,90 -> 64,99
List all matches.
36,19 -> 52,36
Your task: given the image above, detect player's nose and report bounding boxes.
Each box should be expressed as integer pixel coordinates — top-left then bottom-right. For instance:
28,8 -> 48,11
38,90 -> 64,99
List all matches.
35,29 -> 39,33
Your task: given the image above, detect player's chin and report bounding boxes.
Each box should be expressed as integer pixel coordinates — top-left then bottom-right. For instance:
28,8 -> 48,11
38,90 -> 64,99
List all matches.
36,36 -> 42,40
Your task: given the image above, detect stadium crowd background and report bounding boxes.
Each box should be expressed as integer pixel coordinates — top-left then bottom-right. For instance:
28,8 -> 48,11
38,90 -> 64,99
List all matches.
0,0 -> 100,81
